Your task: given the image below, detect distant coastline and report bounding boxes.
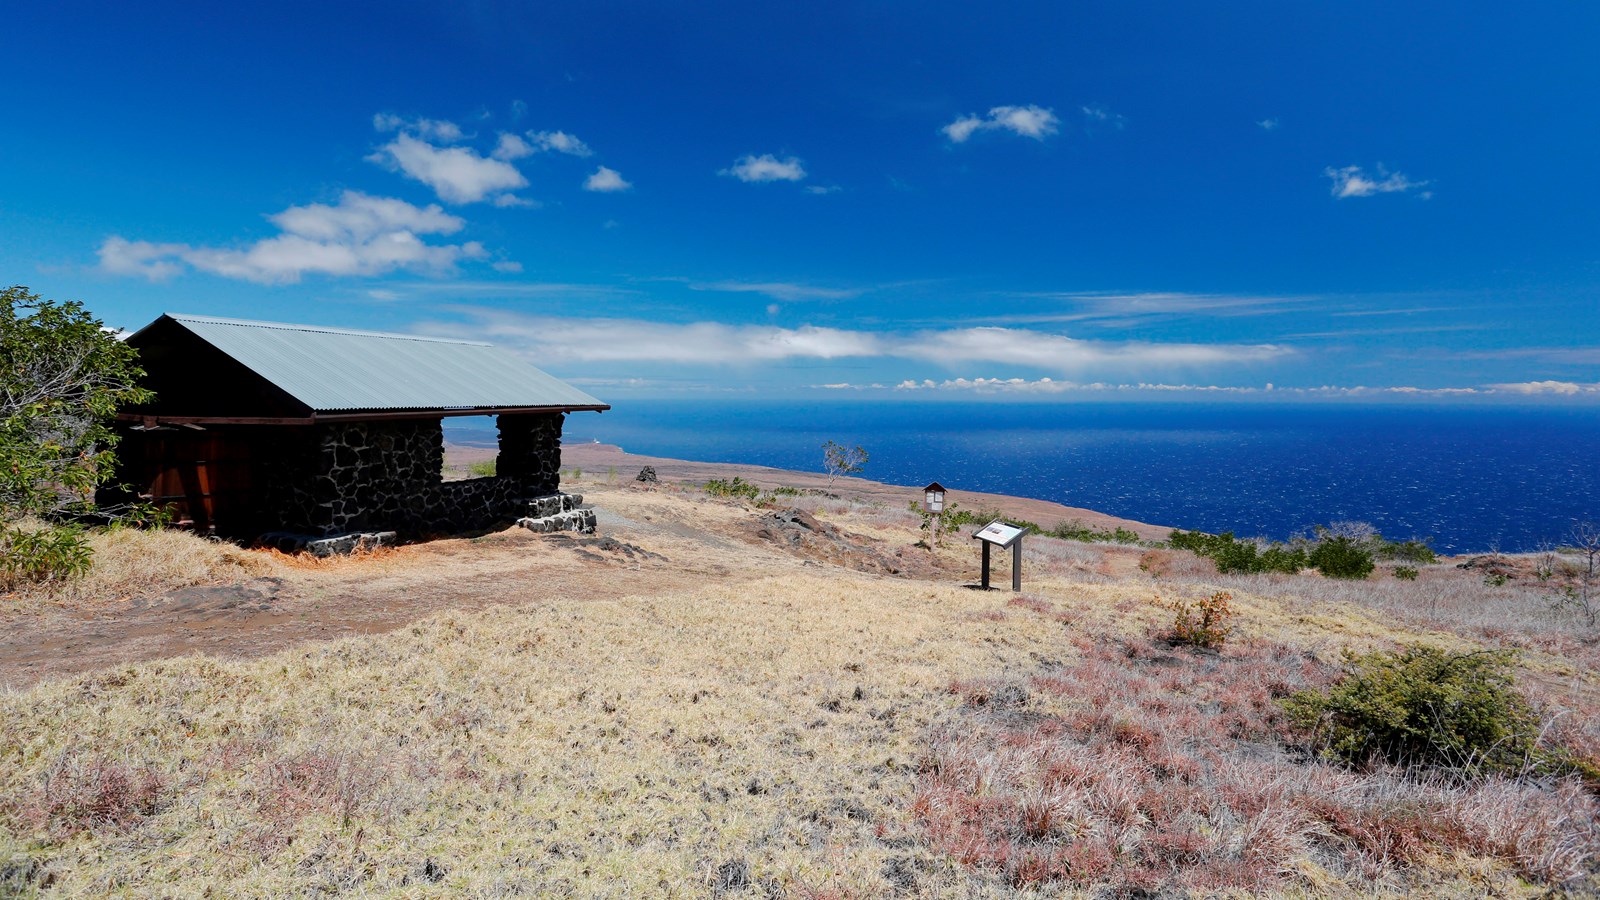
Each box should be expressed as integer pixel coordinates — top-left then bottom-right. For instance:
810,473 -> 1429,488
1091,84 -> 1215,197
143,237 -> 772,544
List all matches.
443,440 -> 1176,542
446,401 -> 1600,553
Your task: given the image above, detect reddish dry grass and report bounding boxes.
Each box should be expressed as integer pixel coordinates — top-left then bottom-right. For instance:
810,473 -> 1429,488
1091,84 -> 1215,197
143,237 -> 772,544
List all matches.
913,638 -> 1600,893
12,752 -> 168,838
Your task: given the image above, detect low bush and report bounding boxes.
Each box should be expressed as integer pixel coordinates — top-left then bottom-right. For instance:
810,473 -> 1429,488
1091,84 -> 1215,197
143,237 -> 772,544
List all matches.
1168,523 -> 1429,581
1308,537 -> 1375,580
466,459 -> 496,478
1284,646 -> 1543,775
1159,590 -> 1236,649
705,476 -> 762,500
1392,565 -> 1419,581
706,477 -> 800,506
1167,530 -> 1305,575
0,524 -> 93,591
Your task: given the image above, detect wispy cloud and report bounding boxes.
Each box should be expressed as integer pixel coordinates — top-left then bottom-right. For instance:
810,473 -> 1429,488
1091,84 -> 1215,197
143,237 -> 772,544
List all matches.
424,310 -> 1289,374
1257,118 -> 1279,131
98,191 -> 485,284
528,130 -> 593,157
491,133 -> 535,161
1487,380 -> 1600,395
985,291 -> 1303,325
425,313 -> 880,364
720,154 -> 807,183
899,327 -> 1289,370
689,281 -> 864,302
373,113 -> 465,143
368,132 -> 529,205
584,166 -> 632,192
887,377 -> 1493,397
942,105 -> 1060,143
1325,164 -> 1431,199
1080,105 -> 1125,129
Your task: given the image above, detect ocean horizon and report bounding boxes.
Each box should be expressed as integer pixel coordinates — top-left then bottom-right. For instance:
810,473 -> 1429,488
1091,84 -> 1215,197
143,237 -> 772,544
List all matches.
446,400 -> 1600,555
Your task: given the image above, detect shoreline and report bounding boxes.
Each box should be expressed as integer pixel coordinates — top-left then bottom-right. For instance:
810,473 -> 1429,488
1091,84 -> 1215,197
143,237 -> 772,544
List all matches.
445,440 -> 1177,542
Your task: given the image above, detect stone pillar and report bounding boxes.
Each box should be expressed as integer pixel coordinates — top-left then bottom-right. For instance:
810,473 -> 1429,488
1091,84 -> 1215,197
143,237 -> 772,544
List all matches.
496,412 -> 564,495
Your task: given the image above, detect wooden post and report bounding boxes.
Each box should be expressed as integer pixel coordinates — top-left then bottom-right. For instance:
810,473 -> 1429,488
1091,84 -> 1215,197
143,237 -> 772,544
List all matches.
981,541 -> 992,590
1011,538 -> 1022,592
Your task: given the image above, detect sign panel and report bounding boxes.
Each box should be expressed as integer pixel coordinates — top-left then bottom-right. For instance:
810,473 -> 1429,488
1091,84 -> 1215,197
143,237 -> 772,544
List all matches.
974,520 -> 1025,547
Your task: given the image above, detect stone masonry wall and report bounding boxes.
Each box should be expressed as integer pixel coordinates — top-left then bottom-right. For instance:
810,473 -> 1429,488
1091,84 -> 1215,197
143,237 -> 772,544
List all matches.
255,413 -> 566,538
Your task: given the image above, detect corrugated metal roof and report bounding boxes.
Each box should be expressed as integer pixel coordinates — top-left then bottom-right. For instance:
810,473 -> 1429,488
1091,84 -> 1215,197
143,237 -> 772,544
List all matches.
154,313 -> 607,413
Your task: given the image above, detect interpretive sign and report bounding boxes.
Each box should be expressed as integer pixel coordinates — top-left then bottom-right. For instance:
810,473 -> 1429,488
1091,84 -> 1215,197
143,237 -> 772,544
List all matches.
973,519 -> 1025,591
974,520 -> 1025,548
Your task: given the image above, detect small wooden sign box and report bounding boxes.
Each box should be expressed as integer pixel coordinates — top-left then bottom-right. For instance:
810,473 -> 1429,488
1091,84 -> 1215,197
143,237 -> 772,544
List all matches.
973,520 -> 1026,591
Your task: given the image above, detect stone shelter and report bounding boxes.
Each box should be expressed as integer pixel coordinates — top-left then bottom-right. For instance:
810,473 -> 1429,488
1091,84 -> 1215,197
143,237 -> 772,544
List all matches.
106,313 -> 608,551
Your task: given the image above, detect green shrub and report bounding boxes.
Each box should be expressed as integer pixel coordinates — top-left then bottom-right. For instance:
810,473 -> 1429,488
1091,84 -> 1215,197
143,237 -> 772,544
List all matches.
1308,537 -> 1375,579
1167,530 -> 1304,574
1392,565 -> 1419,581
1284,646 -> 1541,775
1379,539 -> 1437,564
1046,520 -> 1143,544
0,524 -> 93,590
466,459 -> 497,478
705,477 -> 762,500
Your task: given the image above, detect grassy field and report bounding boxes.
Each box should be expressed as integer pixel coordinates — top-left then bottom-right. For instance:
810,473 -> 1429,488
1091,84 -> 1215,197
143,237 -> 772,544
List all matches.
1,477 -> 1597,897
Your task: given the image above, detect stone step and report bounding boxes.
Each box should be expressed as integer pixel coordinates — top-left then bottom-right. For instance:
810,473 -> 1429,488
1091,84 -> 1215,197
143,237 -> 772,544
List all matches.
522,492 -> 584,519
517,509 -> 597,534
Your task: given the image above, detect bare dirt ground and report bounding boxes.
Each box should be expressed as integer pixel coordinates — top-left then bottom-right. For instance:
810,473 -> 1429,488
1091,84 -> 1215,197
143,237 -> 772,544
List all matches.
0,456 -> 1045,687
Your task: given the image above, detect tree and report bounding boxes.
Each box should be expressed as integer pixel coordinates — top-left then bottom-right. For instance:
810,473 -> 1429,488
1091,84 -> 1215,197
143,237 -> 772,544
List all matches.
0,286 -> 150,587
1549,520 -> 1600,628
820,440 -> 868,487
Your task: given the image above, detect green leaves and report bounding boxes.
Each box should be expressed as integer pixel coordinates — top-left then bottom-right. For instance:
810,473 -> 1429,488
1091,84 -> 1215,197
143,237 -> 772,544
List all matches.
0,286 -> 150,586
1285,646 -> 1543,776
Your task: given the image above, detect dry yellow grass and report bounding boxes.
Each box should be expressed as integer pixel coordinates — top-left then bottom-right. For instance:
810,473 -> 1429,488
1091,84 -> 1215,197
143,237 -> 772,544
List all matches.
1,573 -> 1059,896
1,483 -> 1596,897
3,526 -> 273,606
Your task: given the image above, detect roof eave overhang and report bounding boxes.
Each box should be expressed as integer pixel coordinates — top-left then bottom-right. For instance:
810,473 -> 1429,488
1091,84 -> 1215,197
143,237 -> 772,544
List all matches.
116,404 -> 610,427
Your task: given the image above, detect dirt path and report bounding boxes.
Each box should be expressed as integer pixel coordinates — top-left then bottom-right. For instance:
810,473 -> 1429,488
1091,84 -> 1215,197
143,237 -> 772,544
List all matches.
1,444 -> 1170,689
0,486 -> 825,688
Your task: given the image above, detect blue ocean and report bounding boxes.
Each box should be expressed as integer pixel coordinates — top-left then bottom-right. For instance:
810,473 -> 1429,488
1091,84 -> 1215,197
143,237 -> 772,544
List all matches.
449,401 -> 1600,554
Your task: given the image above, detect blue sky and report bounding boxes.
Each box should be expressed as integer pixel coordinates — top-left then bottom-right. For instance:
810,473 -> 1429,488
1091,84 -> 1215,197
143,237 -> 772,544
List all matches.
4,1 -> 1598,401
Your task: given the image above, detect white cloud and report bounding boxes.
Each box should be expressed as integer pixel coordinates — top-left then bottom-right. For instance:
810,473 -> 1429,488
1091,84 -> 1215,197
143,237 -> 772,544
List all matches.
492,133 -> 535,161
492,260 -> 524,273
584,166 -> 632,192
1257,118 -> 1280,131
942,105 -> 1060,143
1325,164 -> 1430,199
888,378 -> 1499,397
372,113 -> 465,143
97,237 -> 188,280
98,191 -> 486,284
426,311 -> 1291,374
898,326 -> 1289,371
427,313 -> 882,364
528,130 -> 593,157
720,154 -> 807,183
1487,380 -> 1600,395
368,133 -> 529,204
805,185 -> 842,195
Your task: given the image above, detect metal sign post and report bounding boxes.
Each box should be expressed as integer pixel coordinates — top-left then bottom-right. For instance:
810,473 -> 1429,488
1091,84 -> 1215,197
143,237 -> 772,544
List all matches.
973,520 -> 1026,591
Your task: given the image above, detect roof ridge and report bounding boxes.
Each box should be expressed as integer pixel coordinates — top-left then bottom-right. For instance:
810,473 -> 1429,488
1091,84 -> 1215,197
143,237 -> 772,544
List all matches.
164,313 -> 493,346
